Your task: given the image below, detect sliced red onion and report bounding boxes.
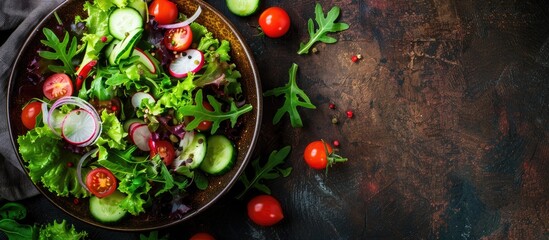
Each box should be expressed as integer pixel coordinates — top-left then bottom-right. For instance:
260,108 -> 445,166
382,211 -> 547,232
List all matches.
76,148 -> 99,193
158,6 -> 202,29
45,96 -> 102,147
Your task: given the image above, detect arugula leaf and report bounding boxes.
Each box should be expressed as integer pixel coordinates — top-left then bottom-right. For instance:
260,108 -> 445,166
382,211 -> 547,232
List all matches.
0,203 -> 26,220
139,231 -> 169,240
236,146 -> 293,199
0,219 -> 37,240
263,63 -> 316,128
179,89 -> 253,134
39,28 -> 81,75
297,3 -> 350,55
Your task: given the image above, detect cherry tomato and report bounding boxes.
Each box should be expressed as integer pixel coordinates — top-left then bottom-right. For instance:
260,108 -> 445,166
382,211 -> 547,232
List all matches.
21,101 -> 42,129
86,167 -> 117,198
149,0 -> 179,25
258,7 -> 291,38
164,25 -> 193,51
189,232 -> 215,240
247,195 -> 284,226
42,73 -> 73,100
303,140 -> 333,170
149,140 -> 176,165
185,101 -> 213,132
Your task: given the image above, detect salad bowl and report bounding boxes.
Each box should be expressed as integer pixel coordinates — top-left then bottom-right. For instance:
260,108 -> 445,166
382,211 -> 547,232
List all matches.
7,0 -> 261,231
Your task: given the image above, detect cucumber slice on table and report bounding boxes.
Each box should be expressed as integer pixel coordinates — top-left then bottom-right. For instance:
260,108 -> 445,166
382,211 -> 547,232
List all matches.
89,191 -> 127,223
226,0 -> 260,16
200,135 -> 236,175
109,7 -> 143,40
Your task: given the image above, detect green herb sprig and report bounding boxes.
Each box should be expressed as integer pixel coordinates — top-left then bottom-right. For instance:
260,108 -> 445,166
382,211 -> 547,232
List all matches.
297,3 -> 350,55
263,63 -> 316,128
39,28 -> 82,75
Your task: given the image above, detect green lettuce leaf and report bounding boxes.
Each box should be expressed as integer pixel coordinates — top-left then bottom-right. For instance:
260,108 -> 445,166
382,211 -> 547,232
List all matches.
17,126 -> 90,197
95,111 -> 127,150
38,220 -> 87,240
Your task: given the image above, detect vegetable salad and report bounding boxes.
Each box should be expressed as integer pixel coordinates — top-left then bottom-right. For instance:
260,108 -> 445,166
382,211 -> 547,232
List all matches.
17,0 -> 251,222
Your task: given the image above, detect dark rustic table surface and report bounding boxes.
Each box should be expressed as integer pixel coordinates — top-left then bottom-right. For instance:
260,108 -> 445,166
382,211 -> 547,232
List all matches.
2,0 -> 549,239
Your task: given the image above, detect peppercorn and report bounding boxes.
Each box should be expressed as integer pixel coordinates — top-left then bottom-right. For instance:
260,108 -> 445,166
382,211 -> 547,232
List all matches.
329,103 -> 336,109
351,55 -> 359,63
333,140 -> 340,147
346,110 -> 354,118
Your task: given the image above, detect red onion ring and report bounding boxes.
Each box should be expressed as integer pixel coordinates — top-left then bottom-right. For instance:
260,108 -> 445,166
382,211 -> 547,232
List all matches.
76,148 -> 99,193
158,6 -> 202,29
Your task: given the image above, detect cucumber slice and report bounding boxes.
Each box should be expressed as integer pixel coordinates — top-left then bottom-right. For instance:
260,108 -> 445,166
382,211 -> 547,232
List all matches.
200,135 -> 236,175
109,7 -> 143,40
108,28 -> 143,65
175,133 -> 207,170
226,0 -> 260,16
129,0 -> 148,22
89,191 -> 127,223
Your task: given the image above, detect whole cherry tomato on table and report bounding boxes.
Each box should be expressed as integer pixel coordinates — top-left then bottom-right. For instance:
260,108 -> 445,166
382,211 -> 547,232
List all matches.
247,194 -> 284,226
149,0 -> 179,25
189,232 -> 215,240
258,7 -> 291,38
21,101 -> 42,130
303,140 -> 347,170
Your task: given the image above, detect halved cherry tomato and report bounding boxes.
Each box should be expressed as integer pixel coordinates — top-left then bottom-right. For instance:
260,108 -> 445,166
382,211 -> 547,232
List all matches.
189,232 -> 216,240
21,101 -> 42,130
185,101 -> 213,132
303,140 -> 333,170
258,7 -> 291,38
164,25 -> 193,51
149,139 -> 176,166
247,195 -> 284,226
149,0 -> 178,25
42,73 -> 73,100
86,167 -> 117,198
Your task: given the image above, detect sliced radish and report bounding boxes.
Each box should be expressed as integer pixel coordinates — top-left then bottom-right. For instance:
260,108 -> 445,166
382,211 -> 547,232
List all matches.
61,109 -> 98,146
130,123 -> 151,151
131,92 -> 155,109
168,49 -> 204,78
132,48 -> 156,73
127,121 -> 144,144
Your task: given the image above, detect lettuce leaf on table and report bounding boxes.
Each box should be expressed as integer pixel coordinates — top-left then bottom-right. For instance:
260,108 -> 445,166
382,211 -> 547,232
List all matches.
17,125 -> 90,198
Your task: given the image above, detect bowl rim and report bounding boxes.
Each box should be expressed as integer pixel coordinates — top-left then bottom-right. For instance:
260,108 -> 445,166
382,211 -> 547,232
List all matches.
7,0 -> 262,231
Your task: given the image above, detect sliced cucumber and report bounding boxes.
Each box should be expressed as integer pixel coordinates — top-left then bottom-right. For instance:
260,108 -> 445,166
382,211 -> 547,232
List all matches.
129,0 -> 148,22
89,191 -> 127,223
174,133 -> 207,170
109,7 -> 143,40
200,135 -> 236,175
108,28 -> 143,65
226,0 -> 260,16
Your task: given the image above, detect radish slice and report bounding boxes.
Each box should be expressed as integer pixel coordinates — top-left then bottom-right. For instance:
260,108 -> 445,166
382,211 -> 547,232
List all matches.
169,49 -> 204,78
158,6 -> 202,29
61,109 -> 98,146
131,92 -> 155,109
130,123 -> 151,151
132,48 -> 156,73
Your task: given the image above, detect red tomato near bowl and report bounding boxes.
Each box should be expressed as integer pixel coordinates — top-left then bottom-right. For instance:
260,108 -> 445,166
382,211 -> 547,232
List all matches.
86,168 -> 117,198
303,140 -> 333,170
258,7 -> 291,38
21,101 -> 42,130
164,25 -> 193,51
149,140 -> 176,165
149,0 -> 179,25
247,195 -> 284,226
42,73 -> 73,100
189,232 -> 215,240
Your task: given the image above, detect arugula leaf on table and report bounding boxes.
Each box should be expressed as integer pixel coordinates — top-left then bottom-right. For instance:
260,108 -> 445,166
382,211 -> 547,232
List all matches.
0,219 -> 37,240
179,89 -> 253,134
263,63 -> 316,128
139,231 -> 169,240
297,3 -> 350,55
236,146 -> 293,200
0,203 -> 26,220
39,28 -> 81,75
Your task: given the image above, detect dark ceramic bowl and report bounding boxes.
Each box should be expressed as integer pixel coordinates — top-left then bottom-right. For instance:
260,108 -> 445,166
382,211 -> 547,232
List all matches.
7,0 -> 261,231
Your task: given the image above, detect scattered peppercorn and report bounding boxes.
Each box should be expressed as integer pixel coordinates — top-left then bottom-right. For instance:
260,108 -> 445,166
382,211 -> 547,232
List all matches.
312,47 -> 318,54
351,55 -> 359,63
346,110 -> 354,118
329,103 -> 336,109
73,198 -> 80,205
111,105 -> 118,112
100,36 -> 107,43
333,140 -> 340,147
331,116 -> 338,124
357,54 -> 363,60
67,162 -> 74,168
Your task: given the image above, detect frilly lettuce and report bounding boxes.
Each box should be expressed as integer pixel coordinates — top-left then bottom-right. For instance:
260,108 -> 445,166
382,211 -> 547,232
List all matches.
95,111 -> 127,150
17,125 -> 90,198
39,220 -> 87,240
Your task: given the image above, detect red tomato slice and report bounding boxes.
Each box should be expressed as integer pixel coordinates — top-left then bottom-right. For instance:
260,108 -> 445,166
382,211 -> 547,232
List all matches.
43,73 -> 73,100
21,101 -> 42,129
149,140 -> 176,166
86,167 -> 117,198
164,25 -> 193,52
149,0 -> 179,25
